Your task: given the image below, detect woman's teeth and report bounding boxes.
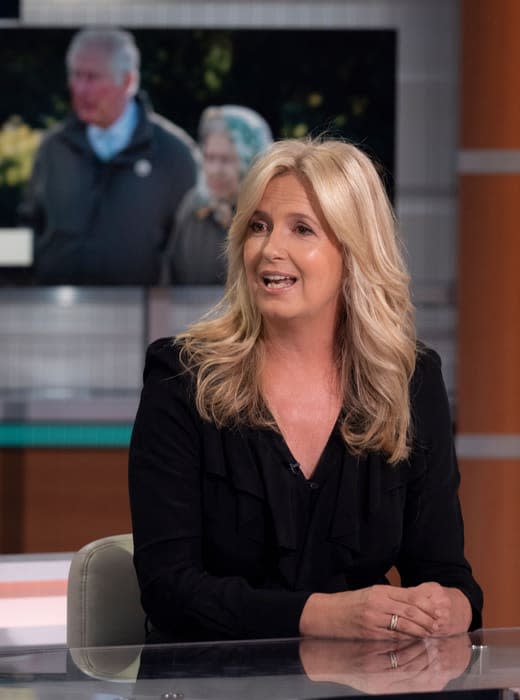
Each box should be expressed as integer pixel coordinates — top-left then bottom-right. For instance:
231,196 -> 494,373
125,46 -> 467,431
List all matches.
263,275 -> 296,289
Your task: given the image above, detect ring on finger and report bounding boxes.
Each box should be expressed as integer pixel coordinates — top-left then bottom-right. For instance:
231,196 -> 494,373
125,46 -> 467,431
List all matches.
389,651 -> 398,669
389,613 -> 399,632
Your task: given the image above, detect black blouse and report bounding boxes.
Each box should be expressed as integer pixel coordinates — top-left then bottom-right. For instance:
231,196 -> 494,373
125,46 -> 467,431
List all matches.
128,339 -> 483,642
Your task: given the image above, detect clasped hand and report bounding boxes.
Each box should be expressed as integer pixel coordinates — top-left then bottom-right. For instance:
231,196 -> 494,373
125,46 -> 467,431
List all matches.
300,582 -> 472,639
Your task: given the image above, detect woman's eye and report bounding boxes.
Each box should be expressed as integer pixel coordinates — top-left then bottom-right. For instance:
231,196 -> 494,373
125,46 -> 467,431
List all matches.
295,224 -> 314,235
248,220 -> 267,234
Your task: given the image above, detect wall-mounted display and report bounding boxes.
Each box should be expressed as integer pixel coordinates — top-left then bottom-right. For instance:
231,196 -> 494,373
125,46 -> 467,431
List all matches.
0,27 -> 396,286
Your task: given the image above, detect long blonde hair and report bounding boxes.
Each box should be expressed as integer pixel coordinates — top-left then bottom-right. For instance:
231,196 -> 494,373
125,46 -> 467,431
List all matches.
178,138 -> 416,463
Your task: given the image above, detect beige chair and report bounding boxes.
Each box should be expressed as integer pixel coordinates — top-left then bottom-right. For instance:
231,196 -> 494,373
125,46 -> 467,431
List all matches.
67,533 -> 146,649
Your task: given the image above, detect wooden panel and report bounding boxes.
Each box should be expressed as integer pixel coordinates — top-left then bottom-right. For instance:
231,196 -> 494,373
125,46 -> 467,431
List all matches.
459,459 -> 520,627
0,448 -> 131,553
458,176 -> 520,432
461,0 -> 520,148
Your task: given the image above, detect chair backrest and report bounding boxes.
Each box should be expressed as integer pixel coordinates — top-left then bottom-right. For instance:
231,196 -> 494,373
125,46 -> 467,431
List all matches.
67,533 -> 146,648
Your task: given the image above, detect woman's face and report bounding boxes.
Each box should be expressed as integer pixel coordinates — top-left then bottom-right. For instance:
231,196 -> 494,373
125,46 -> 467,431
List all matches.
243,173 -> 344,330
203,131 -> 241,201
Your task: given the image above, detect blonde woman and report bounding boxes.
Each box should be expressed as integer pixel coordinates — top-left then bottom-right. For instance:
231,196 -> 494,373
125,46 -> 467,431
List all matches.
129,138 -> 482,643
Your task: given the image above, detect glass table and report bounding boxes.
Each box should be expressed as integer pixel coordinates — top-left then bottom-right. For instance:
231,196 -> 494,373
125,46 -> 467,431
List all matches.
0,628 -> 519,699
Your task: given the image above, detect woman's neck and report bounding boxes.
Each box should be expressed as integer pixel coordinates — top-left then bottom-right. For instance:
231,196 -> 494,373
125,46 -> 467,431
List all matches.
262,318 -> 336,367
260,321 -> 343,477
261,327 -> 338,384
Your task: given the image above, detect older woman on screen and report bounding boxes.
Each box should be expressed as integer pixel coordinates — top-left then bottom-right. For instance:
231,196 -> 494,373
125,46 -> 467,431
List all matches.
129,138 -> 482,642
169,104 -> 272,285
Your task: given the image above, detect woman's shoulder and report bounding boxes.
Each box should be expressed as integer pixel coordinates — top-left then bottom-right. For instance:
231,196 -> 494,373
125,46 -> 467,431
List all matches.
410,342 -> 452,435
411,343 -> 444,393
414,341 -> 442,374
143,337 -> 188,383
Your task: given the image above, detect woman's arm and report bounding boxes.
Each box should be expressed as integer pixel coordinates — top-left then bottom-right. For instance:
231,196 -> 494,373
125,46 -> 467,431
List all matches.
129,339 -> 310,641
300,348 -> 480,640
396,347 -> 483,630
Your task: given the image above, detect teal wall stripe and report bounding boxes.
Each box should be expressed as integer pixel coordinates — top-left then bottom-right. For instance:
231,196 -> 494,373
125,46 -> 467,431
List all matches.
0,424 -> 132,447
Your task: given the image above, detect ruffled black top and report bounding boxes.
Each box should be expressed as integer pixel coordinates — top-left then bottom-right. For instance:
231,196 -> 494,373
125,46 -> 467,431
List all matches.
129,339 -> 483,642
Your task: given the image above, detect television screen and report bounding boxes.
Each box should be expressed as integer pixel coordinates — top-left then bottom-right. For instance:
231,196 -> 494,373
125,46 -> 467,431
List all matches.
0,27 -> 396,286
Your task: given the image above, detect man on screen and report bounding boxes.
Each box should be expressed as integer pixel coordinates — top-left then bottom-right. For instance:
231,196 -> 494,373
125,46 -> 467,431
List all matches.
20,27 -> 198,285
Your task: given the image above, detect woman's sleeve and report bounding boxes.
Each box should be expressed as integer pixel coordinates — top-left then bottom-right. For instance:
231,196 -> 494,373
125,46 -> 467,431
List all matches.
396,347 -> 483,629
128,339 -> 310,641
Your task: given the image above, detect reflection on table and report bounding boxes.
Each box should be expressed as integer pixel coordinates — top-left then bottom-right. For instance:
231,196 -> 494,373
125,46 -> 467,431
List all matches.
1,628 -> 520,699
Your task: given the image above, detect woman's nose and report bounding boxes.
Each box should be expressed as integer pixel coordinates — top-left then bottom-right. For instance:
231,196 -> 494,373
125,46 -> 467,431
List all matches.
261,225 -> 286,259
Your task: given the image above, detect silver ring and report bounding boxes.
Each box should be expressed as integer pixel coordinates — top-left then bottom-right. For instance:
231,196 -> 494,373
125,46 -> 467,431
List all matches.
389,651 -> 398,669
389,613 -> 399,631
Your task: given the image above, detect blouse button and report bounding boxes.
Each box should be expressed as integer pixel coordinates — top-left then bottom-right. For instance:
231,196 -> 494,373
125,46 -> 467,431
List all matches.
308,481 -> 320,490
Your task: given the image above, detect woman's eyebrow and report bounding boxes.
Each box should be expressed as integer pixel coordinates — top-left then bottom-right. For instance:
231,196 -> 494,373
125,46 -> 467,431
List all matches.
288,211 -> 319,222
253,209 -> 319,223
250,209 -> 272,220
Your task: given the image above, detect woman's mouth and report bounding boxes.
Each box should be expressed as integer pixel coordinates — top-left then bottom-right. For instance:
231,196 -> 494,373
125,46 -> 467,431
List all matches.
262,274 -> 297,289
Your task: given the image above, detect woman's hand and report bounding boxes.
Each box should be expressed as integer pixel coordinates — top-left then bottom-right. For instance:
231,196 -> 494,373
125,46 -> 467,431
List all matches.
411,582 -> 473,636
299,583 -> 471,640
